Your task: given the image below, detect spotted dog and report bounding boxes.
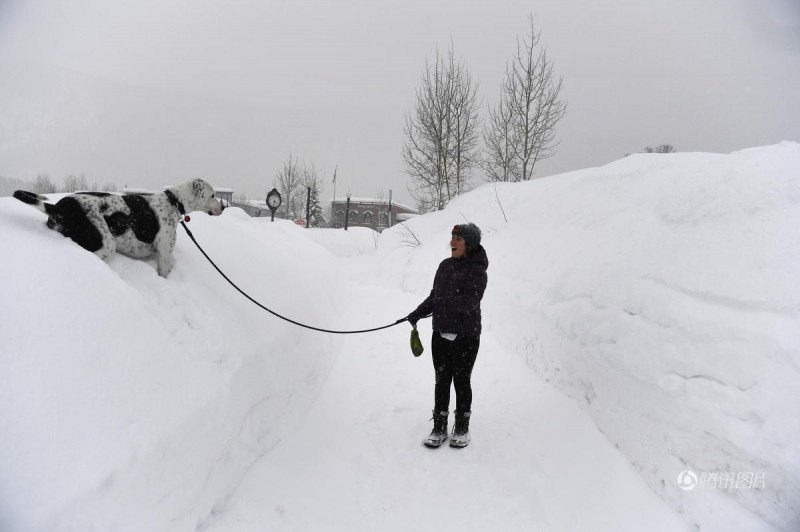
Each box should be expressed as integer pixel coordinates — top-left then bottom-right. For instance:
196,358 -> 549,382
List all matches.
13,179 -> 223,277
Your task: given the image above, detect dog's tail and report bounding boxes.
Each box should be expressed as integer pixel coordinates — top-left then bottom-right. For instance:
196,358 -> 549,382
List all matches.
13,190 -> 58,216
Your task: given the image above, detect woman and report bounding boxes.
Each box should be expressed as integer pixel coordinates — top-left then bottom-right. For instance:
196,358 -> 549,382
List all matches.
406,223 -> 488,448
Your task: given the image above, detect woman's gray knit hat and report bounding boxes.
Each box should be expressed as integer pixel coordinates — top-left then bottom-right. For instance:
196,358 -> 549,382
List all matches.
452,223 -> 482,251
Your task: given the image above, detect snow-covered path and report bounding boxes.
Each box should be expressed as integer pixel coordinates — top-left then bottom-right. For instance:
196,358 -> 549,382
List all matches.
204,265 -> 689,532
3,144 -> 796,531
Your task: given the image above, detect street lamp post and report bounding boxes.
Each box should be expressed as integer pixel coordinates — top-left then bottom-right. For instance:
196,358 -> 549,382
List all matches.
344,190 -> 351,231
305,179 -> 312,228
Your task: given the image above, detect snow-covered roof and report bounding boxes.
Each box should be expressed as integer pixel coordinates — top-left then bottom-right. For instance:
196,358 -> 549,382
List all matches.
330,197 -> 417,213
121,187 -> 156,195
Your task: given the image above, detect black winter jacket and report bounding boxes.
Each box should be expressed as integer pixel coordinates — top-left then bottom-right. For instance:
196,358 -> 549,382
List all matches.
408,246 -> 489,336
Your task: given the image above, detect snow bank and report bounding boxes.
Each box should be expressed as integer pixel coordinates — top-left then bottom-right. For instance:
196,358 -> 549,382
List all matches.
379,142 -> 800,531
0,206 -> 363,530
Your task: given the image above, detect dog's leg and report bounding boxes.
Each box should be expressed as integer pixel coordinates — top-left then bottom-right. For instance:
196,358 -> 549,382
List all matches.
154,228 -> 177,277
156,254 -> 175,278
90,212 -> 117,261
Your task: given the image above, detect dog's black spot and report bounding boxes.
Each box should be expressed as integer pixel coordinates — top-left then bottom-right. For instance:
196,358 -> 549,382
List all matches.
122,195 -> 160,243
98,195 -> 160,242
80,192 -> 112,197
104,211 -> 129,237
51,197 -> 104,252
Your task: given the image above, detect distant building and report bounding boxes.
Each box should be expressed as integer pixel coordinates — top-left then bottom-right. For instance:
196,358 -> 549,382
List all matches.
214,188 -> 234,206
330,196 -> 418,232
230,199 -> 271,218
214,188 -> 271,217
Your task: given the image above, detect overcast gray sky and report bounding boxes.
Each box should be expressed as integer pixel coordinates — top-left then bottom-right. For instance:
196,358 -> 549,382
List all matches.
1,0 -> 798,206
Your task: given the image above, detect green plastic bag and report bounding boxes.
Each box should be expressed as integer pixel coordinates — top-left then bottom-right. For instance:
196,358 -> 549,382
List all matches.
410,324 -> 424,357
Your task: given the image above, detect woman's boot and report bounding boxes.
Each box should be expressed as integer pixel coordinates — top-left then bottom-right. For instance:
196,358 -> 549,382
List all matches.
449,410 -> 471,448
423,410 -> 449,448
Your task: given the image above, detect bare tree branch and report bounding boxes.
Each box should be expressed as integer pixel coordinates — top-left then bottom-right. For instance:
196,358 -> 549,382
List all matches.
483,14 -> 566,182
403,43 -> 481,211
275,153 -> 304,219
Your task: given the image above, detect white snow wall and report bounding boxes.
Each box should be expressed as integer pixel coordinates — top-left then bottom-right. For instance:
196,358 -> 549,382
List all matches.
0,209 -> 347,531
378,142 -> 800,531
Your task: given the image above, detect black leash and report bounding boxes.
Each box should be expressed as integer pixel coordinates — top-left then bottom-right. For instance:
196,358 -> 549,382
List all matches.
179,221 -> 408,334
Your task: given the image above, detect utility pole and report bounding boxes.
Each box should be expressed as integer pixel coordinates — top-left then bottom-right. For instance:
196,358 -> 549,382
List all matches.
388,189 -> 393,228
331,165 -> 337,226
344,190 -> 351,230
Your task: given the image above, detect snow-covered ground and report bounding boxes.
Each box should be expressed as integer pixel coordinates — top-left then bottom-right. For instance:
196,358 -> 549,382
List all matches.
1,143 -> 798,531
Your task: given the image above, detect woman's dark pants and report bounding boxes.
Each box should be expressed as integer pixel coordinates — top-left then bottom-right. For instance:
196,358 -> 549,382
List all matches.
431,332 -> 480,414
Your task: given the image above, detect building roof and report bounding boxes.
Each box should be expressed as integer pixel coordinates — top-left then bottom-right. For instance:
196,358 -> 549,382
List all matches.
122,186 -> 233,195
330,197 -> 417,213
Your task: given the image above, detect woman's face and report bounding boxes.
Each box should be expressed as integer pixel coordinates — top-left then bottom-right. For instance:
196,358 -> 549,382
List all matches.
450,235 -> 467,259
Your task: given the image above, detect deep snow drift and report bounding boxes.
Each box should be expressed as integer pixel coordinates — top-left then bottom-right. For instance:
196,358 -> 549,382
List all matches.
1,143 -> 798,531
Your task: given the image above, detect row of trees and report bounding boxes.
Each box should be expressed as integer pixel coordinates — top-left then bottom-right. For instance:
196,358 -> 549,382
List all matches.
272,154 -> 328,227
643,144 -> 676,153
403,15 -> 567,211
623,144 -> 677,157
2,174 -> 119,195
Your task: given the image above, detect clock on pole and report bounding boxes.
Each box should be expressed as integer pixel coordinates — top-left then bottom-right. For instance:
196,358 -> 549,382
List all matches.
266,188 -> 282,222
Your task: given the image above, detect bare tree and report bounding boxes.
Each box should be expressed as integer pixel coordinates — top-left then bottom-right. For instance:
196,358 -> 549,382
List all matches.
33,174 -> 58,194
63,174 -> 89,192
483,93 -> 516,183
403,43 -> 481,211
398,222 -> 422,248
449,51 -> 482,196
302,161 -> 328,228
483,15 -> 566,182
274,154 -> 305,220
274,155 -> 329,226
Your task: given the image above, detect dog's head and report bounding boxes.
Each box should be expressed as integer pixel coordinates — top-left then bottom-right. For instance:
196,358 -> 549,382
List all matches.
176,179 -> 224,216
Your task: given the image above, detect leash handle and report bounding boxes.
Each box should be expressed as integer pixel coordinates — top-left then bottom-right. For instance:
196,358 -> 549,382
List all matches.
180,221 -> 407,334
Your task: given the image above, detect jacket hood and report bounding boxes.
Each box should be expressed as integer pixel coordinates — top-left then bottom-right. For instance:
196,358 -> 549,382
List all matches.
465,245 -> 489,270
